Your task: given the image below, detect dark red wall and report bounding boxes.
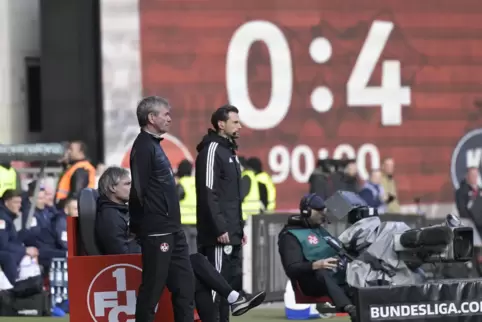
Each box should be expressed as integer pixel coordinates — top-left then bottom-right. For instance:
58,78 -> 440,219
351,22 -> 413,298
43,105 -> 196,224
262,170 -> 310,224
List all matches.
139,0 -> 482,209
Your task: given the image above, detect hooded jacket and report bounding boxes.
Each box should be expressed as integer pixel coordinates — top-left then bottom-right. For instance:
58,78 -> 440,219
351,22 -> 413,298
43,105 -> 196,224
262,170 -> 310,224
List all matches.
195,129 -> 244,246
95,195 -> 140,255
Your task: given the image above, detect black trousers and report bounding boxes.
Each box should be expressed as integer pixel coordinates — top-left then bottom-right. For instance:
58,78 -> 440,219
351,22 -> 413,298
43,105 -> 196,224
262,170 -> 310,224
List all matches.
135,231 -> 194,322
297,269 -> 352,310
190,253 -> 233,322
199,245 -> 242,322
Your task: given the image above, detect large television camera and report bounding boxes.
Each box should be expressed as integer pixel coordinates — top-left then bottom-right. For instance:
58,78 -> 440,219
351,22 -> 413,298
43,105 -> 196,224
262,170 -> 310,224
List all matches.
325,191 -> 473,264
393,214 -> 473,263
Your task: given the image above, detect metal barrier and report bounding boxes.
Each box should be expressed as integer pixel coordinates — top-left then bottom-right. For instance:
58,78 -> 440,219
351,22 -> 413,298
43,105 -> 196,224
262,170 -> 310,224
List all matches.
16,166 -> 63,190
250,213 -> 442,302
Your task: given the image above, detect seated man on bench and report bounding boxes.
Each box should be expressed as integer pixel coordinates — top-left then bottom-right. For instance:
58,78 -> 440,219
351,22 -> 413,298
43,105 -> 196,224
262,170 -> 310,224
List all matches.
94,166 -> 265,322
0,189 -> 40,286
278,193 -> 357,322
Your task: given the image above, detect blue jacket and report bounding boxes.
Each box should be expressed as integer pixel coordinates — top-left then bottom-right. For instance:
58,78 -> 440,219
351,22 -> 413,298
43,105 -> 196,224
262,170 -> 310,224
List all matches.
358,182 -> 385,212
20,203 -> 66,259
0,206 -> 26,263
19,202 -> 47,246
52,211 -> 68,251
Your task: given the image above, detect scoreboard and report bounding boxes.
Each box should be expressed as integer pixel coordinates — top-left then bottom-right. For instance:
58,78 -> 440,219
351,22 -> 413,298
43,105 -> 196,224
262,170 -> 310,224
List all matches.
101,0 -> 482,210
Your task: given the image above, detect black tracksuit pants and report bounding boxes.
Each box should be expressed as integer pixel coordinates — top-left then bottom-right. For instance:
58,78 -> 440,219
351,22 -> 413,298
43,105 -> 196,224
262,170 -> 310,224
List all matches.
135,231 -> 194,322
199,244 -> 243,322
190,253 -> 233,322
298,269 -> 352,310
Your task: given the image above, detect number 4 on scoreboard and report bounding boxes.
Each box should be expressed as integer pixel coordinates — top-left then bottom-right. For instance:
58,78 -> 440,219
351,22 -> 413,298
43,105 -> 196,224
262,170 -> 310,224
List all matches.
347,21 -> 411,126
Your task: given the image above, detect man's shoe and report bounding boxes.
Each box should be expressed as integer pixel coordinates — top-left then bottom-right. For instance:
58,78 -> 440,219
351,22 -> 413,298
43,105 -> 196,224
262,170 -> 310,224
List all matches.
231,291 -> 266,316
344,304 -> 358,322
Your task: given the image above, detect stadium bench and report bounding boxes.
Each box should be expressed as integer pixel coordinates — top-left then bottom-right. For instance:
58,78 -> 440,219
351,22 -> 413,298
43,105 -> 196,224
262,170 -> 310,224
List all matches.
67,216 -> 176,322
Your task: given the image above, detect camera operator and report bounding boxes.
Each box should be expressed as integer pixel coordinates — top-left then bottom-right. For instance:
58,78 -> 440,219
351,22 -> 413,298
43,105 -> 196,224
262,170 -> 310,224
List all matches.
278,194 -> 357,322
308,160 -> 335,199
331,160 -> 359,194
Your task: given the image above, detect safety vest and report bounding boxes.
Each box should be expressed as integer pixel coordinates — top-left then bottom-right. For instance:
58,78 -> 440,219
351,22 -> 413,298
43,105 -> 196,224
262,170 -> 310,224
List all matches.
0,167 -> 16,197
56,160 -> 96,202
287,228 -> 346,285
256,171 -> 276,211
179,176 -> 196,225
242,169 -> 262,219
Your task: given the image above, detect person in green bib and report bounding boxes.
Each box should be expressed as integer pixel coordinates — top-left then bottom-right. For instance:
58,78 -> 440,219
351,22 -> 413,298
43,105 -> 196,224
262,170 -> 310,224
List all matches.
278,193 -> 357,322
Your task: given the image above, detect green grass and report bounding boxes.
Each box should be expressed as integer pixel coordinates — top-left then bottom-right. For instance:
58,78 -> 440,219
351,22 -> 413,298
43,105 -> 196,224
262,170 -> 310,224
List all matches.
8,309 -> 350,322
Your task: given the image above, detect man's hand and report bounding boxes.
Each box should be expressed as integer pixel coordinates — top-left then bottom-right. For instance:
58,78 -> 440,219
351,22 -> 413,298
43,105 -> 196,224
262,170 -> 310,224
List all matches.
242,233 -> 247,246
386,194 -> 396,204
26,247 -> 39,258
217,232 -> 230,244
312,257 -> 339,270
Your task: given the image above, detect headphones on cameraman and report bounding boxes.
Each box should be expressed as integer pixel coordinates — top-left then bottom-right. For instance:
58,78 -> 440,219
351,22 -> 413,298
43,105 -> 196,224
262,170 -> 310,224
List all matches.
300,193 -> 316,218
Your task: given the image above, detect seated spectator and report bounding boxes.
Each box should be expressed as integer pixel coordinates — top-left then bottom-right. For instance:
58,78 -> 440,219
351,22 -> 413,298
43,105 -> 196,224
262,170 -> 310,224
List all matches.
19,182 -> 48,242
41,177 -> 58,212
0,190 -> 39,285
95,168 -> 139,254
52,197 -> 78,252
95,167 -> 265,321
358,170 -> 394,214
20,182 -> 66,269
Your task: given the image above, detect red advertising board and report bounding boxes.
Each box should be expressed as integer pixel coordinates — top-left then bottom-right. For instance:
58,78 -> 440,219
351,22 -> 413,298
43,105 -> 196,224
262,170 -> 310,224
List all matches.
67,217 -> 176,322
135,0 -> 482,209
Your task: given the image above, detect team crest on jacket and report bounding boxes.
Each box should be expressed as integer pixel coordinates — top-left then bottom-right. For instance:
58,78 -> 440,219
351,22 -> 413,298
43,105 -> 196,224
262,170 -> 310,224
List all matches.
160,243 -> 169,252
224,245 -> 233,255
308,235 -> 319,245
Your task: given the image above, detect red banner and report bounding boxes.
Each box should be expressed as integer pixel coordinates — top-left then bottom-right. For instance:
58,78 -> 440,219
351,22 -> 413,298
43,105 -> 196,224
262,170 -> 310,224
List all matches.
139,0 -> 482,209
67,217 -> 175,322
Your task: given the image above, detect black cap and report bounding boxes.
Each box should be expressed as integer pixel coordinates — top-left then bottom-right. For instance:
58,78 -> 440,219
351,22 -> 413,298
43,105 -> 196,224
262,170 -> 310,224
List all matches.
300,193 -> 326,213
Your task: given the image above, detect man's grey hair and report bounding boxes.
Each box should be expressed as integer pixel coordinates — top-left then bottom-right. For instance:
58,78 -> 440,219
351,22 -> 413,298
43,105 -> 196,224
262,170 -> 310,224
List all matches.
98,166 -> 130,196
136,96 -> 170,127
